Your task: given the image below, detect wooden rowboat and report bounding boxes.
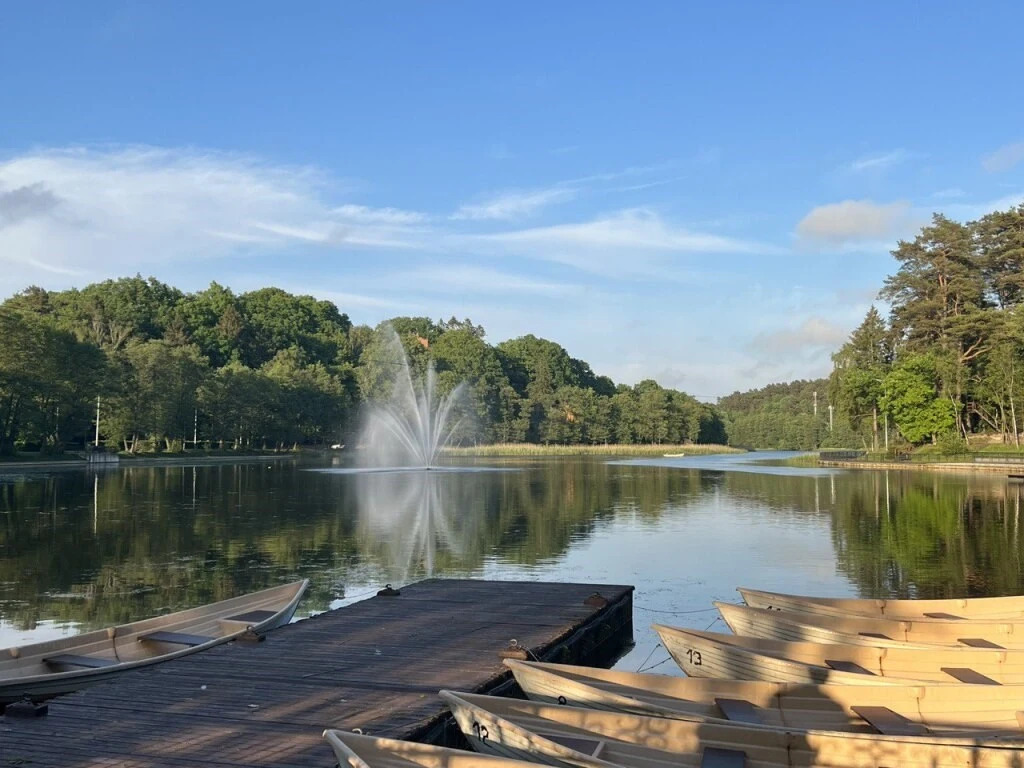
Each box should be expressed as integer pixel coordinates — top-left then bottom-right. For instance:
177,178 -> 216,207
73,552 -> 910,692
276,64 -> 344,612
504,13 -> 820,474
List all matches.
739,587 -> 1024,621
654,623 -> 1024,685
0,579 -> 308,704
504,658 -> 1024,734
441,689 -> 1024,768
323,729 -> 543,768
717,601 -> 1024,649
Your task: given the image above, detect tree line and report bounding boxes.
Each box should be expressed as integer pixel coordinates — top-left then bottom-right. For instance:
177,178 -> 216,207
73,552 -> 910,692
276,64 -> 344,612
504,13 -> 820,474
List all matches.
0,278 -> 727,455
723,203 -> 1024,451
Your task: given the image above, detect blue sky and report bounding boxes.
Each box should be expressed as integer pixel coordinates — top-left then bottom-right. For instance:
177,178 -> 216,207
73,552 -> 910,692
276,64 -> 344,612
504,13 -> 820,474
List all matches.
1,2 -> 1022,396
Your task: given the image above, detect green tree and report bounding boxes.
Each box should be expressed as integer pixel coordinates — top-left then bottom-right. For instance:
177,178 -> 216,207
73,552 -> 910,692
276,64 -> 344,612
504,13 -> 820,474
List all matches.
881,355 -> 956,444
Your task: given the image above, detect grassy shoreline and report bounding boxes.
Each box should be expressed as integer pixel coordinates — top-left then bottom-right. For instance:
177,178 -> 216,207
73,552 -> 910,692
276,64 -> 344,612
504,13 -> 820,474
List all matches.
443,443 -> 743,457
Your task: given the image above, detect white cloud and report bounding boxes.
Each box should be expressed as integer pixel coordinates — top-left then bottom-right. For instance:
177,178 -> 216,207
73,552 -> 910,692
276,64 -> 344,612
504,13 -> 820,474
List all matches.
0,146 -> 430,294
795,199 -> 917,245
451,187 -> 575,221
982,141 -> 1024,173
845,149 -> 909,174
751,316 -> 849,356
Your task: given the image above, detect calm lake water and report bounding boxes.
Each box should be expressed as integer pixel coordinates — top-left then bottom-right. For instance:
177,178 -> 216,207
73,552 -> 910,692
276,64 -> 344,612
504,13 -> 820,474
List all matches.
2,452 -> 1023,672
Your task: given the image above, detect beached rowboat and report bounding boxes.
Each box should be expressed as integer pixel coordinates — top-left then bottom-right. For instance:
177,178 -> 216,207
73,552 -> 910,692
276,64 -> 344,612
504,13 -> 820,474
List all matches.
739,587 -> 1024,621
442,689 -> 1024,768
717,601 -> 1024,649
0,579 -> 308,704
323,729 -> 544,768
505,658 -> 1024,734
654,623 -> 1024,685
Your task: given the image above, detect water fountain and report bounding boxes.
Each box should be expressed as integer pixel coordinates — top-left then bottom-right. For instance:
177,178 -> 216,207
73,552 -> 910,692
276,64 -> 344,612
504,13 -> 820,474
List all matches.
358,331 -> 468,470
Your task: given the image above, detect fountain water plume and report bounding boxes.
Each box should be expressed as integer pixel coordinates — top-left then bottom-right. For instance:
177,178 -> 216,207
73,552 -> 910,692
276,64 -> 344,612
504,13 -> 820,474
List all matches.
359,330 -> 469,469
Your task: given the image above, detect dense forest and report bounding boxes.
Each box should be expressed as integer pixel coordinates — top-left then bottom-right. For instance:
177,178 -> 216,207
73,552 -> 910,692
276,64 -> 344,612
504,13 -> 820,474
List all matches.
723,203 -> 1024,451
0,279 -> 727,455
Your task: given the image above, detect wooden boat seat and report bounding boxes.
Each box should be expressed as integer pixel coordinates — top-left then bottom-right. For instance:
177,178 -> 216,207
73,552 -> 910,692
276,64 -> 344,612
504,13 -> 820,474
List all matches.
702,746 -> 747,767
714,697 -> 762,725
139,631 -> 213,647
941,667 -> 1001,685
44,654 -> 117,669
924,612 -> 964,620
222,609 -> 276,624
824,659 -> 875,675
851,706 -> 928,736
857,632 -> 892,640
958,637 -> 1004,649
542,732 -> 605,758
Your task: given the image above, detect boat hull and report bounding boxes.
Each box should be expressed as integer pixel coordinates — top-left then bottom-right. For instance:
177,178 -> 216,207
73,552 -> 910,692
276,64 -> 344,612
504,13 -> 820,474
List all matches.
0,579 -> 308,704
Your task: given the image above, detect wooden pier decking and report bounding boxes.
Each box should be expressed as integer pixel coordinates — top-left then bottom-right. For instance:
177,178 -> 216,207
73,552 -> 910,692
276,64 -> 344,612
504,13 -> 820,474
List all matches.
0,578 -> 634,768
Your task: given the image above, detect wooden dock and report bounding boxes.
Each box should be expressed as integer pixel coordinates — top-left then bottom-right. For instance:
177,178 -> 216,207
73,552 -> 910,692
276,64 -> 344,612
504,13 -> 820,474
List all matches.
1,578 -> 633,767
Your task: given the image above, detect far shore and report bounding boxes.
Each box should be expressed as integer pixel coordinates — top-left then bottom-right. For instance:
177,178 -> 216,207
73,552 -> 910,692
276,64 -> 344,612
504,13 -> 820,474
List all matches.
0,451 -> 298,471
442,443 -> 743,457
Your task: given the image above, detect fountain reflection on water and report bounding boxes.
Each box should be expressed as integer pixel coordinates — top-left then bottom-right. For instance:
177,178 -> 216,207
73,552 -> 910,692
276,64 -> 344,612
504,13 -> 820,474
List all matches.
355,470 -> 469,581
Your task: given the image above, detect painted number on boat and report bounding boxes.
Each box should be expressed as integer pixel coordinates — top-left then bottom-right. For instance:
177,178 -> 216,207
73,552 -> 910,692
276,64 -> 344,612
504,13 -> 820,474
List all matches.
686,649 -> 702,666
472,721 -> 489,742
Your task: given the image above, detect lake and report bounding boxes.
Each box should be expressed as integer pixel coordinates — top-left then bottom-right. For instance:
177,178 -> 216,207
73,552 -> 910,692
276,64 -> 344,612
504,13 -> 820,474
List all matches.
2,451 -> 1022,672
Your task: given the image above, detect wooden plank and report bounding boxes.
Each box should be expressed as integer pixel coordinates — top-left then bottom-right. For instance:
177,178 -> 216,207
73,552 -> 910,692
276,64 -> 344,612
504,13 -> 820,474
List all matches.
824,659 -> 874,675
3,578 -> 634,768
851,706 -> 928,736
140,631 -> 214,646
222,610 -> 277,623
714,697 -> 762,725
702,746 -> 747,767
44,654 -> 118,668
958,637 -> 1004,649
941,667 -> 1001,685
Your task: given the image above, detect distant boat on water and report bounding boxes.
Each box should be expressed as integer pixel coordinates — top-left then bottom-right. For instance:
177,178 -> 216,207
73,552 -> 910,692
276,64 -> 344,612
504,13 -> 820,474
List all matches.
663,452 -> 686,457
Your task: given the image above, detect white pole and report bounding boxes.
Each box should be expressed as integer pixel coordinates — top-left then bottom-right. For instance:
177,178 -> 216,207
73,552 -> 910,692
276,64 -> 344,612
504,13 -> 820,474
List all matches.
94,396 -> 101,448
193,409 -> 198,447
828,404 -> 834,432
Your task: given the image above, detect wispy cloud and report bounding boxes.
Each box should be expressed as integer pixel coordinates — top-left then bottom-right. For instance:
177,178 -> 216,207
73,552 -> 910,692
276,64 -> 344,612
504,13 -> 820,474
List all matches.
451,187 -> 576,221
469,208 -> 779,277
931,187 -> 964,199
982,141 -> 1024,173
844,149 -> 910,174
0,146 -> 431,294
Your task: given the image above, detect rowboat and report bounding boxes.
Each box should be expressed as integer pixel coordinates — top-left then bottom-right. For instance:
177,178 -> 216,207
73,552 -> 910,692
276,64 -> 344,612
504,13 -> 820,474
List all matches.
323,729 -> 543,768
505,658 -> 1024,734
739,586 -> 1024,621
1,579 -> 308,703
717,601 -> 1024,649
654,623 -> 1024,685
441,689 -> 1024,768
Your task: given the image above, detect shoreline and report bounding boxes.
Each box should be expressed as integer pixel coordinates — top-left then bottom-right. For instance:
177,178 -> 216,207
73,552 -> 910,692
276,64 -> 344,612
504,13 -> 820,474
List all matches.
0,453 -> 299,471
442,443 -> 743,458
820,458 -> 1024,474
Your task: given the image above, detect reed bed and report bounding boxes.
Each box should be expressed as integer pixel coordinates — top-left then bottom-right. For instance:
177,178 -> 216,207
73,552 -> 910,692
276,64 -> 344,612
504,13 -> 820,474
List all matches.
443,443 -> 743,457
